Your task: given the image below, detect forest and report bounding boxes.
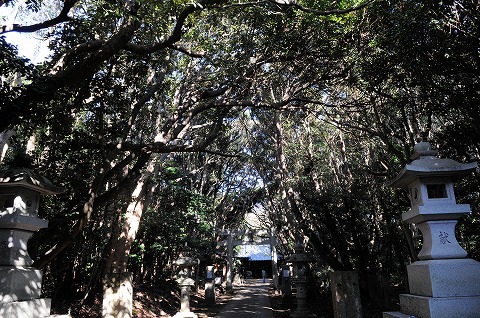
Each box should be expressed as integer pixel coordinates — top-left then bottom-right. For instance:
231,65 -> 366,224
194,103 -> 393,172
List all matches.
1,0 -> 479,316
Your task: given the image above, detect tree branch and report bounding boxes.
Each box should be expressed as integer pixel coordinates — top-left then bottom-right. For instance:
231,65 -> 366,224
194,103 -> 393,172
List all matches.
291,0 -> 373,15
124,42 -> 205,57
0,0 -> 79,34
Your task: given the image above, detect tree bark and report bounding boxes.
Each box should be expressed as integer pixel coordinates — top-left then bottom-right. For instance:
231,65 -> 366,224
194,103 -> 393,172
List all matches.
110,159 -> 156,273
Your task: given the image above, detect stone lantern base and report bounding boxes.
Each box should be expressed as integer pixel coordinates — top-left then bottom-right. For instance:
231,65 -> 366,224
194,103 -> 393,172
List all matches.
0,298 -> 51,318
383,258 -> 480,318
0,266 -> 53,318
290,279 -> 317,318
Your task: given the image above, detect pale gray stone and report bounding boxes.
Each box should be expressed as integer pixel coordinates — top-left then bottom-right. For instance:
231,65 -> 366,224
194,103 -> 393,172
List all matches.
329,271 -> 363,318
0,298 -> 51,318
416,220 -> 468,259
407,259 -> 480,297
0,267 -> 43,301
399,293 -> 480,318
102,273 -> 133,318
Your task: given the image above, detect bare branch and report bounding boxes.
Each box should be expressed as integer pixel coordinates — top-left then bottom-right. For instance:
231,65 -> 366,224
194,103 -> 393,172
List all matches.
169,44 -> 206,57
290,0 -> 374,15
51,40 -> 104,74
124,42 -> 205,57
0,0 -> 79,34
219,0 -> 373,15
201,149 -> 244,158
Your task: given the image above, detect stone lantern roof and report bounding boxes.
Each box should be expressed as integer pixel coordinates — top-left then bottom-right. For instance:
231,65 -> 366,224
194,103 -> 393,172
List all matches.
286,242 -> 312,264
388,141 -> 478,188
0,167 -> 64,195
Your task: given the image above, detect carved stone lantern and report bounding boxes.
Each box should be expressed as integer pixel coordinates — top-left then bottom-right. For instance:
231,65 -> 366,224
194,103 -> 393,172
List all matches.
287,243 -> 311,280
173,244 -> 198,318
286,242 -> 316,318
0,168 -> 64,318
384,141 -> 480,318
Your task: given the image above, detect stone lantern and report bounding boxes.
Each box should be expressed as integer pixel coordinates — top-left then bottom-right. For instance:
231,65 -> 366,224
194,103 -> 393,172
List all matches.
384,141 -> 480,318
288,243 -> 310,280
173,245 -> 198,318
286,242 -> 316,318
0,168 -> 64,318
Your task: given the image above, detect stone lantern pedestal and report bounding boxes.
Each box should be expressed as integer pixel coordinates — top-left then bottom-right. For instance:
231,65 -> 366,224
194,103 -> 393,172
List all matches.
287,243 -> 316,318
384,141 -> 480,318
173,246 -> 198,318
0,168 -> 64,318
175,278 -> 197,318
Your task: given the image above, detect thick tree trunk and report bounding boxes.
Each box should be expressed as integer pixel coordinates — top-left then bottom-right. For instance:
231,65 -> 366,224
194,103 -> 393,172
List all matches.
110,158 -> 158,273
272,110 -> 298,239
102,207 -> 124,276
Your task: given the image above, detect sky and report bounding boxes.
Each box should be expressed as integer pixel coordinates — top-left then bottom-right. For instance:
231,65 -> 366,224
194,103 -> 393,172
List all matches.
1,4 -> 51,63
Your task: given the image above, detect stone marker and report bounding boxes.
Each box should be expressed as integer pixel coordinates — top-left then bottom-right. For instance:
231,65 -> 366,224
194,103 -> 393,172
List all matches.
384,140 -> 480,318
226,231 -> 234,293
204,265 -> 215,305
0,168 -> 64,318
329,271 -> 363,318
269,230 -> 279,290
102,272 -> 133,318
281,265 -> 292,304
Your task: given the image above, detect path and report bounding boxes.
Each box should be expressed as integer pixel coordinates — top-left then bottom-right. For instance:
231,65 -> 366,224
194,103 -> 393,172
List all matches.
215,279 -> 274,318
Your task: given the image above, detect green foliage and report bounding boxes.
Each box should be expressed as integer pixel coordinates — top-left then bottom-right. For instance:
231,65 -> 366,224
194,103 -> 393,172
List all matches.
0,37 -> 36,113
2,0 -> 480,314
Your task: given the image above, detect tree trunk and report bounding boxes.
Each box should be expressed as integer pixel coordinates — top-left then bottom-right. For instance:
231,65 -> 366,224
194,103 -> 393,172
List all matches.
110,158 -> 158,273
272,110 -> 298,239
0,129 -> 15,162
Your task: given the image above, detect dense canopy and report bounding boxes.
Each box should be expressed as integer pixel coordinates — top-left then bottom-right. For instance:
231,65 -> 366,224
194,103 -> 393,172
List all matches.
1,0 -> 479,315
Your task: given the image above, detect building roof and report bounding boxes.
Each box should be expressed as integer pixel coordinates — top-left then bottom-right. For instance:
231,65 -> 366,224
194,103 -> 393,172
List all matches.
237,244 -> 271,261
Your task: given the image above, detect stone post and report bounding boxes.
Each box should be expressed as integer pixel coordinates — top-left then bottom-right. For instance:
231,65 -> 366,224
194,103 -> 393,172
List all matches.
384,141 -> 480,318
269,230 -> 279,291
194,259 -> 200,293
204,265 -> 215,305
281,265 -> 292,305
226,230 -> 234,293
0,168 -> 64,318
102,273 -> 133,318
173,245 -> 198,318
287,243 -> 316,318
329,271 -> 363,318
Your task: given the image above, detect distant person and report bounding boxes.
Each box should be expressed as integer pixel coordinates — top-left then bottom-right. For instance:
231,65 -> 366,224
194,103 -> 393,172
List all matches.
261,269 -> 267,282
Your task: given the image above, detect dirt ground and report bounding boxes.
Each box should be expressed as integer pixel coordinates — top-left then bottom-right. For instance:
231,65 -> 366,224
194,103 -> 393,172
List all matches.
67,281 -> 384,317
268,288 -> 384,318
133,283 -> 384,318
131,282 -> 233,318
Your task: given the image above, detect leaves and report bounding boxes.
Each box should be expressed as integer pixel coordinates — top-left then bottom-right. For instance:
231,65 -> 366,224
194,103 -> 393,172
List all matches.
2,0 -> 480,313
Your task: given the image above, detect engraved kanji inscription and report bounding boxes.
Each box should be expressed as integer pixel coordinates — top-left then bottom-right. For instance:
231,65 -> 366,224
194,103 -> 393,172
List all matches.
439,231 -> 451,244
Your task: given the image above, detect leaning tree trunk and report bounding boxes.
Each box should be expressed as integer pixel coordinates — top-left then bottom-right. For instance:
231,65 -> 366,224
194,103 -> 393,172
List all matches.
109,158 -> 158,274
102,157 -> 157,318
